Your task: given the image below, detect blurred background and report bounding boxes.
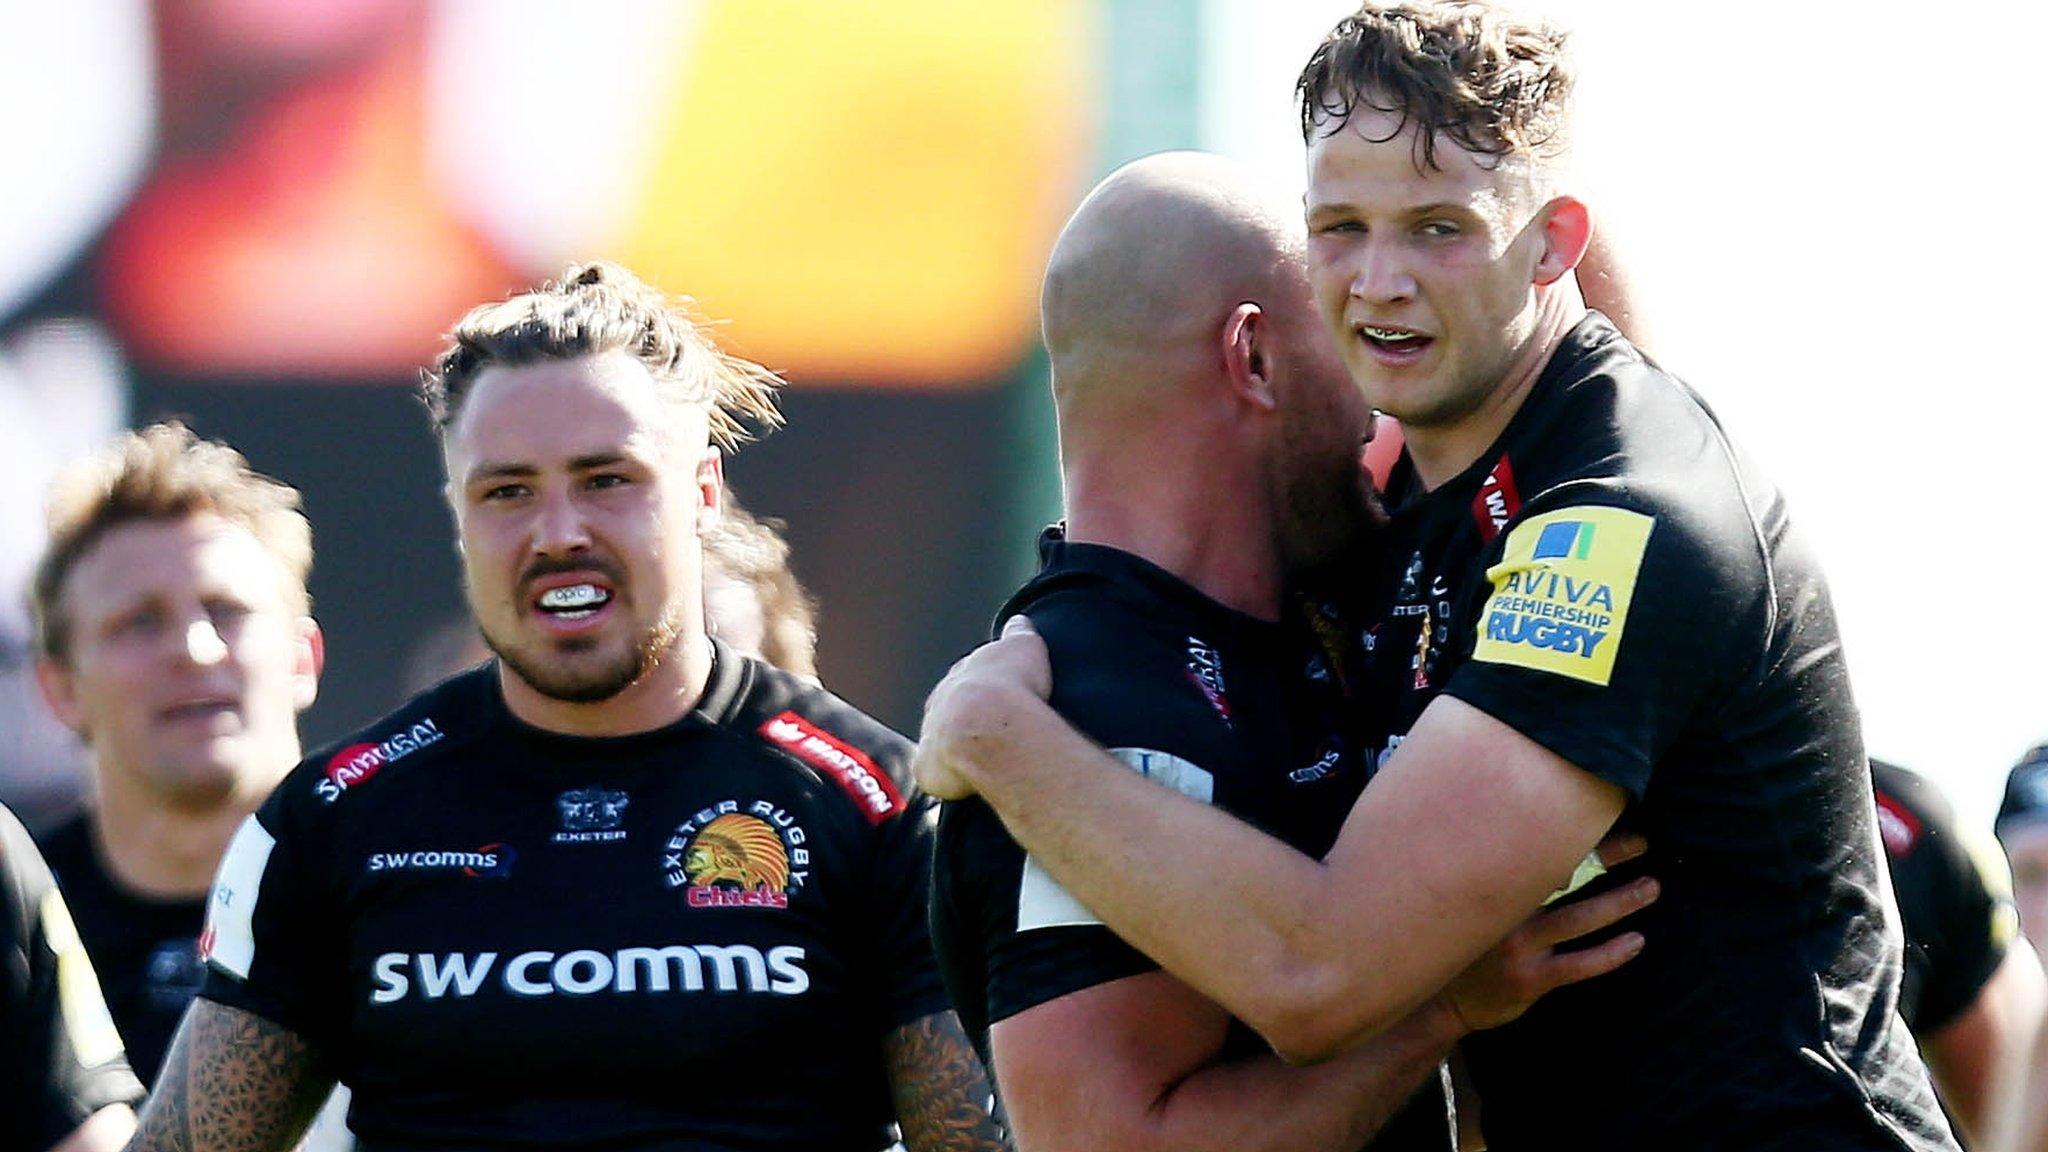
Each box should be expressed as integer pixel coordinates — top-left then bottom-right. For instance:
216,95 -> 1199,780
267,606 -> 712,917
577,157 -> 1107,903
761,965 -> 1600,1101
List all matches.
3,0 -> 2041,831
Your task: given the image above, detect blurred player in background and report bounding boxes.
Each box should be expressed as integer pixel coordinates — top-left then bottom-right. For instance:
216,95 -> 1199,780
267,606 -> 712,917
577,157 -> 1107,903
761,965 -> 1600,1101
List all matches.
1871,761 -> 2044,1147
1997,746 -> 2048,956
132,264 -> 1006,1152
2,801 -> 140,1152
704,495 -> 819,681
28,424 -> 322,1089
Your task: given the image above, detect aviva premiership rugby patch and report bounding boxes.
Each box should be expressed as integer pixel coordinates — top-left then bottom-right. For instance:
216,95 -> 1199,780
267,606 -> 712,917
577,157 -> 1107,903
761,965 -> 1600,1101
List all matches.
1473,507 -> 1654,686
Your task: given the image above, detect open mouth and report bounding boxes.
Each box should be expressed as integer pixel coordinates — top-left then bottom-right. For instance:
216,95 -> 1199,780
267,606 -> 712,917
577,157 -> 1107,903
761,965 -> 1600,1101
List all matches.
1357,324 -> 1434,360
534,581 -> 614,621
159,698 -> 239,727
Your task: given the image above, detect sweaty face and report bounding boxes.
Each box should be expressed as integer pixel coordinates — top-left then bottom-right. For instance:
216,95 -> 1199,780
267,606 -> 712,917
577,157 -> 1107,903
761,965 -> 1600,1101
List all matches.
40,515 -> 315,806
1304,106 -> 1550,431
446,352 -> 715,707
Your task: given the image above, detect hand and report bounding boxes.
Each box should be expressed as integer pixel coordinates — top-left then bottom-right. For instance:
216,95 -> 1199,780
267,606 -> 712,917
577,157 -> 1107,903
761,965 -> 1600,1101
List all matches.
913,616 -> 1053,801
1437,832 -> 1657,1033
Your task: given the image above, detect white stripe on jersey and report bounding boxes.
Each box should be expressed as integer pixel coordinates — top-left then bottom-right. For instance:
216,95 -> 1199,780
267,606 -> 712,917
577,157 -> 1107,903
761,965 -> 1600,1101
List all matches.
1016,748 -> 1212,933
205,817 -> 277,980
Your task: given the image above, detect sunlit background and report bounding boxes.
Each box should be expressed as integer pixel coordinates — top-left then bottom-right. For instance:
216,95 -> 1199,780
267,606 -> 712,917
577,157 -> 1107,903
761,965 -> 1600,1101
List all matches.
2,0 -> 2039,832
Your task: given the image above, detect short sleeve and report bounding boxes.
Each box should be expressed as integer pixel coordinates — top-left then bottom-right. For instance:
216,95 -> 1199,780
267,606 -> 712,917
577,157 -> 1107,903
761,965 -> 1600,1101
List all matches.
1,808 -> 142,1150
196,787 -> 351,1049
1447,500 -> 1752,800
1880,778 -> 2014,1033
866,791 -> 953,1031
932,590 -> 1247,1036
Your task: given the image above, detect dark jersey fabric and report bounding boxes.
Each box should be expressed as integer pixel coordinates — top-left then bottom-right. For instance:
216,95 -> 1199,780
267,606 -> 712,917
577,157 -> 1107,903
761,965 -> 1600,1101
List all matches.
198,643 -> 946,1152
38,815 -> 208,1085
1871,760 -> 2012,1035
931,531 -> 1451,1152
1349,315 -> 1956,1151
2,804 -> 143,1152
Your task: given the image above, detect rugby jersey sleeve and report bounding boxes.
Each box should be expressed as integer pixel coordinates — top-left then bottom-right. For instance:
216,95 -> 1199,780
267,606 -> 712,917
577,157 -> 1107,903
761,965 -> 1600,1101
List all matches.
934,594 -> 1238,1032
196,763 -> 352,1049
1443,494 -> 1757,800
2,807 -> 142,1148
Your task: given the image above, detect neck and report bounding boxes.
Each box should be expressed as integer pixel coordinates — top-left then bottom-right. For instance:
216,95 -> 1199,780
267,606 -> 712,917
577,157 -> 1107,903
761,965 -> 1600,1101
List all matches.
498,628 -> 715,737
1406,288 -> 1585,491
1062,432 -> 1286,622
90,778 -> 272,900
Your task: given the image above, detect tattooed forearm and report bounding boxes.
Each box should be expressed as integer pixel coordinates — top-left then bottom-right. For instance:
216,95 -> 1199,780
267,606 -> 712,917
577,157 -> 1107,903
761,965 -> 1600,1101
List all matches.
884,1010 -> 1011,1152
127,1001 -> 331,1152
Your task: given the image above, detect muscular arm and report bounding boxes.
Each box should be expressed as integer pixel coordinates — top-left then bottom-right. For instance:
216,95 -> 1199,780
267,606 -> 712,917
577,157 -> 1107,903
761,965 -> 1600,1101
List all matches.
994,972 -> 1458,1152
1921,940 -> 2046,1148
883,1010 -> 1009,1152
127,1000 -> 332,1152
50,1104 -> 137,1152
916,633 -> 1626,1063
989,862 -> 1651,1152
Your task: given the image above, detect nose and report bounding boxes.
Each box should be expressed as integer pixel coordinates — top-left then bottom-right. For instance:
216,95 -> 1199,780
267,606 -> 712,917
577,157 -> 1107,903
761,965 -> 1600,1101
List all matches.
181,618 -> 229,666
533,486 -> 592,556
1350,238 -> 1416,306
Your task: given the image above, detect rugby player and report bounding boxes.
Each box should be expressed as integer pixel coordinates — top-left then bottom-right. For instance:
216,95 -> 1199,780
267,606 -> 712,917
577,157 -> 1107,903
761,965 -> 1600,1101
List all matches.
930,150 -> 1657,1152
913,4 -> 1958,1148
29,424 -> 323,1089
703,495 -> 819,680
1871,762 -> 2044,1147
130,265 -> 1005,1152
3,802 -> 140,1152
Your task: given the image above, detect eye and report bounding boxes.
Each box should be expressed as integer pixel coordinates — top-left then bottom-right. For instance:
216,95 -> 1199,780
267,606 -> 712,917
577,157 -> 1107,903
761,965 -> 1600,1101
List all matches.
480,483 -> 529,502
586,472 -> 631,490
1418,220 -> 1460,238
111,607 -> 164,638
206,598 -> 255,628
1315,219 -> 1365,236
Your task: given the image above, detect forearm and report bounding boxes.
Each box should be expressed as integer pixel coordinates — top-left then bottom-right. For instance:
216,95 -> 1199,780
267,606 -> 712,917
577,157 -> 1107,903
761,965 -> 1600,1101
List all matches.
938,681 -> 1362,1045
885,1011 -> 1010,1152
127,1000 -> 332,1152
1136,1001 -> 1465,1152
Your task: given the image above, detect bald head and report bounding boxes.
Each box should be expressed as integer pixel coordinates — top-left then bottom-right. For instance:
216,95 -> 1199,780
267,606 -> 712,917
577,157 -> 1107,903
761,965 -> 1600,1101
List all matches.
1042,152 -> 1310,411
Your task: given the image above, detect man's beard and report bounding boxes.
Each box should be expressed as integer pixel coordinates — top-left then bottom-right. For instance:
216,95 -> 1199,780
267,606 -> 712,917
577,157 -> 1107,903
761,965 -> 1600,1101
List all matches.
481,607 -> 684,704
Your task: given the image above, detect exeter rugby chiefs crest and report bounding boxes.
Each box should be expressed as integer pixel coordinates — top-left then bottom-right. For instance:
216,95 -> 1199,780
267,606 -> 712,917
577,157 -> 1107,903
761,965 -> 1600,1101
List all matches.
663,799 -> 812,909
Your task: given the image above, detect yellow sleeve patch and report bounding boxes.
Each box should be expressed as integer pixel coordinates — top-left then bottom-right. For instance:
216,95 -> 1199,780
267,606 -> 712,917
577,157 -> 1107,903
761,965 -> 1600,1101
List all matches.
40,888 -> 125,1068
1472,507 -> 1656,687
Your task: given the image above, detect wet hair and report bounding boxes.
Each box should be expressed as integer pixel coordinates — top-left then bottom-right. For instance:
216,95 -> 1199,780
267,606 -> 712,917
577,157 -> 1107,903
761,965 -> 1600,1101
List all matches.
32,421 -> 312,662
1298,1 -> 1573,174
703,496 -> 819,679
421,262 -> 784,451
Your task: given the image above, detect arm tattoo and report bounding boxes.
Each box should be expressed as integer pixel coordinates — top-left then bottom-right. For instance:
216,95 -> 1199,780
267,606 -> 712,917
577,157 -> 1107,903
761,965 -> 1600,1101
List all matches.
128,1001 -> 332,1152
884,1010 -> 1011,1152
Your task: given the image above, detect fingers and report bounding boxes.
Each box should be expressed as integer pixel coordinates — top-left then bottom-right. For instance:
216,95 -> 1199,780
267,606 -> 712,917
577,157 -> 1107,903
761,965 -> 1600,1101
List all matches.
1529,931 -> 1646,993
1594,831 -> 1648,869
1528,877 -> 1659,949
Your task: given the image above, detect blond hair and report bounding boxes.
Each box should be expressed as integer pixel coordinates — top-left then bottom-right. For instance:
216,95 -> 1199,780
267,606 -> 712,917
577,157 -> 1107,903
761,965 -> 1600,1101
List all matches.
33,422 -> 312,662
421,262 -> 784,451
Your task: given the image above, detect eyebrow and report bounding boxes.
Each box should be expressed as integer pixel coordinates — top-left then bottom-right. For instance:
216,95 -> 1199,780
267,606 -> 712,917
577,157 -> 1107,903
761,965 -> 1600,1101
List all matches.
463,452 -> 635,486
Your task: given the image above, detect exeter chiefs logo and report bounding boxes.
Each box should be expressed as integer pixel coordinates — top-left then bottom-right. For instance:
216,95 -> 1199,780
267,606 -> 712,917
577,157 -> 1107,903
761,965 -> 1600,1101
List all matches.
663,801 -> 811,909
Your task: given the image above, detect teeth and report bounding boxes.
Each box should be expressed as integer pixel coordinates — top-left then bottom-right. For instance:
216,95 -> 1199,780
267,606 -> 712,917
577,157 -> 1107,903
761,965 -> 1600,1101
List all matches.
539,584 -> 608,611
1363,326 -> 1420,342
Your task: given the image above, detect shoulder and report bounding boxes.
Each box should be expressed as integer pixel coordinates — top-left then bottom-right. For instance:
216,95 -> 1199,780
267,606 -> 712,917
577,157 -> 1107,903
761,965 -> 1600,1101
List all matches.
278,665 -> 495,817
1,804 -> 53,930
1871,760 -> 1955,859
728,657 -> 920,828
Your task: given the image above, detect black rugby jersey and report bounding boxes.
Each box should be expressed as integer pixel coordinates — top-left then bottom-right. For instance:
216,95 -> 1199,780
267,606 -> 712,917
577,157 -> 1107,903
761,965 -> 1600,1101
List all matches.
198,642 -> 946,1152
932,531 -> 1451,1152
1870,760 -> 2014,1035
1353,315 -> 1957,1151
2,804 -> 142,1152
38,815 -> 207,1085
